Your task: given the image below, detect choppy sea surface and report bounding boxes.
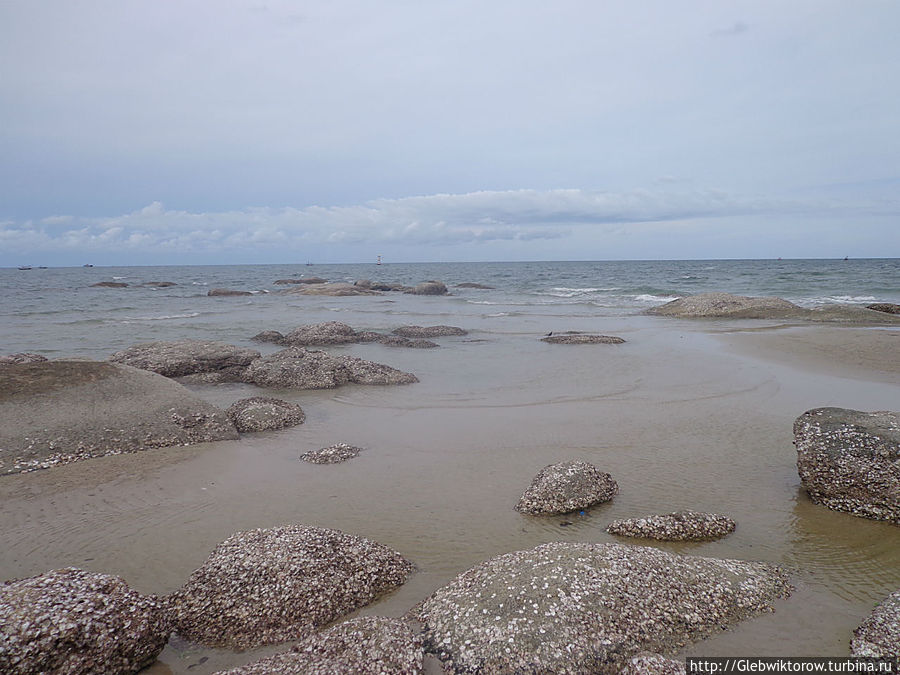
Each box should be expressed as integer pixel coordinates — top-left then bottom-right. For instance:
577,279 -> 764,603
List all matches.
2,258 -> 898,358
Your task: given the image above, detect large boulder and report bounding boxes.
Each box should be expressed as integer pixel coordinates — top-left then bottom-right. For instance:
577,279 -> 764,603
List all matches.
851,590 -> 900,657
110,340 -> 260,379
0,568 -> 170,675
243,347 -> 418,389
794,408 -> 900,525
170,526 -> 414,649
404,281 -> 448,296
226,397 -> 305,433
413,542 -> 791,674
647,293 -> 801,318
606,511 -> 736,541
0,360 -> 238,475
515,460 -> 618,515
391,325 -> 468,338
214,616 -> 424,675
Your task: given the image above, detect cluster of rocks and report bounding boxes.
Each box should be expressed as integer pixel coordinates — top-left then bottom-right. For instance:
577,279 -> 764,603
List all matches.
515,460 -> 618,515
412,542 -> 792,674
250,321 -> 468,349
793,407 -> 899,525
109,338 -> 419,388
301,443 -> 363,464
278,279 -> 451,297
606,511 -> 737,541
169,525 -> 415,649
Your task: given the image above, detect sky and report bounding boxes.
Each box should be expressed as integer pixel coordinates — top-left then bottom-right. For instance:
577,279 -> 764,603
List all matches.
1,0 -> 899,266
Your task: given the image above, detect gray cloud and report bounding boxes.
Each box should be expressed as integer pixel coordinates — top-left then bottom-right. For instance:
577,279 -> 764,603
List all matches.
710,21 -> 749,38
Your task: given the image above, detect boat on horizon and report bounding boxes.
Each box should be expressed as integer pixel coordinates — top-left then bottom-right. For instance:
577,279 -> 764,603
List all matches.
18,265 -> 32,270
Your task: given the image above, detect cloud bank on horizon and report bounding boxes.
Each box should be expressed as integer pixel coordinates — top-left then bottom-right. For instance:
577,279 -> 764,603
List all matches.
1,1 -> 898,265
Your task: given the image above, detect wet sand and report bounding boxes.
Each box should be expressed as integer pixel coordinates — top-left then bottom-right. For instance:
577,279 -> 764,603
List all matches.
1,319 -> 898,672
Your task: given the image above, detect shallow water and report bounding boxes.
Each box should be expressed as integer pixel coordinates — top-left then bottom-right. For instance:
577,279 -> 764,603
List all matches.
1,260 -> 898,671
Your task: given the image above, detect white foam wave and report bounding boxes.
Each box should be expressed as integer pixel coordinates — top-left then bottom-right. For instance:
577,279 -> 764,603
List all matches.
112,276 -> 127,280
634,294 -> 680,303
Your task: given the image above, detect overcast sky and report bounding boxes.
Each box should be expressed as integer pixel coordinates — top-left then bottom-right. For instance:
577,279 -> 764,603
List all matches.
2,0 -> 898,266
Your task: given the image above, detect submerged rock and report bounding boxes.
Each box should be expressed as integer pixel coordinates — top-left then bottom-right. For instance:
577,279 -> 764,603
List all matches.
226,397 -> 305,433
110,340 -> 260,379
647,293 -> 800,318
170,526 -> 414,649
375,336 -> 439,348
214,616 -> 424,675
541,334 -> 626,345
413,542 -> 791,675
301,443 -> 363,464
0,353 -> 47,365
391,325 -> 468,338
404,281 -> 448,296
851,589 -> 900,657
516,460 -> 618,515
274,276 -> 327,285
0,567 -> 170,675
243,347 -> 418,389
208,288 -> 253,296
0,360 -> 238,475
794,407 -> 900,525
143,281 -> 177,287
90,281 -> 128,288
606,511 -> 736,541
455,282 -> 494,289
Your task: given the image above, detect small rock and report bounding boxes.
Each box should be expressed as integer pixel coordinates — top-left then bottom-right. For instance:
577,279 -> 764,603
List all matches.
0,567 -> 170,675
208,288 -> 252,296
213,616 -> 424,675
404,281 -> 448,296
851,589 -> 900,657
226,397 -> 305,433
170,526 -> 414,649
541,334 -> 626,344
607,511 -> 736,541
301,443 -> 363,464
866,303 -> 900,315
250,330 -> 286,344
515,460 -> 618,515
391,325 -> 468,338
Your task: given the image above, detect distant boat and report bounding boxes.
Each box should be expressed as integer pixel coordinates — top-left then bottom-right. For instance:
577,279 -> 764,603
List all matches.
843,256 -> 849,261
18,265 -> 32,270
83,264 -> 94,267
376,255 -> 383,266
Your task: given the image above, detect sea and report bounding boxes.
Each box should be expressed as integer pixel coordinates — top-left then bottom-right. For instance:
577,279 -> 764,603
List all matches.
2,257 -> 898,358
2,257 -> 899,669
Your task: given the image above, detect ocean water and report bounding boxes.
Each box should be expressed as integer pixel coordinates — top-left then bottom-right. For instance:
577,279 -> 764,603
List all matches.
2,258 -> 898,358
1,258 -> 899,669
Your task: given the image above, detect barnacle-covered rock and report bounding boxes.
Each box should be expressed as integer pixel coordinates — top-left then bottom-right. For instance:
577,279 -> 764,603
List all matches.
646,293 -> 801,318
110,339 -> 260,379
851,589 -> 900,657
226,397 -> 305,433
794,407 -> 900,524
413,542 -> 791,674
214,616 -> 424,674
301,443 -> 363,464
170,526 -> 414,649
0,353 -> 47,365
282,322 -> 361,346
391,325 -> 467,338
606,511 -> 736,541
0,568 -> 170,675
515,460 -> 618,515
243,347 -> 417,389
